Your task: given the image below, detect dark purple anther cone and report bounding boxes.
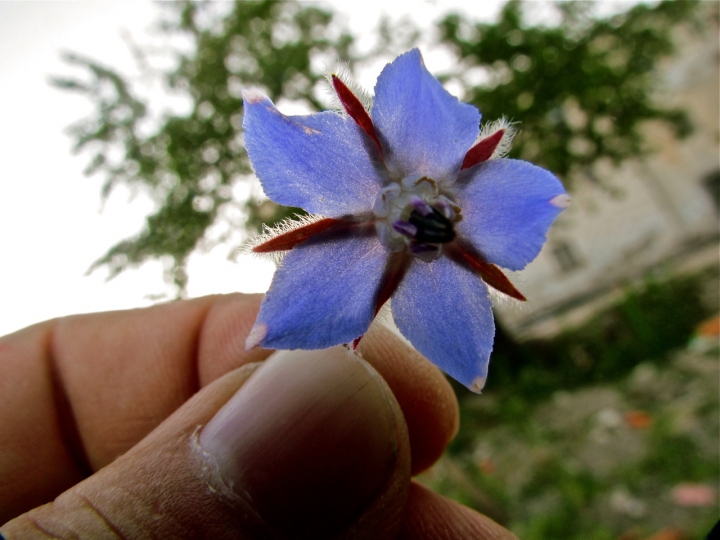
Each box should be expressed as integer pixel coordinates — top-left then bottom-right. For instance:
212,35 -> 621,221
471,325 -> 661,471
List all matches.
393,220 -> 418,238
410,196 -> 433,216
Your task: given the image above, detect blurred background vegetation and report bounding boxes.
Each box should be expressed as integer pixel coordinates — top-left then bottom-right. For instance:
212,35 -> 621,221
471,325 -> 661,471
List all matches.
53,1 -> 718,538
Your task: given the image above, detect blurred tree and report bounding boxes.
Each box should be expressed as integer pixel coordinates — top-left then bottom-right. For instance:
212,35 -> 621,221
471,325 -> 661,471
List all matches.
52,0 -> 355,292
437,0 -> 696,181
53,0 -> 698,294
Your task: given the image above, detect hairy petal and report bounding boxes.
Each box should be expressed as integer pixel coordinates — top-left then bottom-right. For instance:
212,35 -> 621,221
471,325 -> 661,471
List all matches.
249,232 -> 388,350
392,257 -> 494,392
243,91 -> 382,217
372,49 -> 480,184
456,159 -> 568,271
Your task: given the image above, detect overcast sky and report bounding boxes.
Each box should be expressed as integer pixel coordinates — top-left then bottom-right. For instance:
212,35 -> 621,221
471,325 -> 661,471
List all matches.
0,0 -> 512,337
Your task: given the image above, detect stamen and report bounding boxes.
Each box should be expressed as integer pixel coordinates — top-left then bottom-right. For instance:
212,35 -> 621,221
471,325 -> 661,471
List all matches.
446,242 -> 526,301
332,75 -> 384,156
392,220 -> 418,238
410,196 -> 434,216
409,207 -> 456,244
461,129 -> 505,170
252,218 -> 344,252
373,184 -> 401,218
434,199 -> 456,220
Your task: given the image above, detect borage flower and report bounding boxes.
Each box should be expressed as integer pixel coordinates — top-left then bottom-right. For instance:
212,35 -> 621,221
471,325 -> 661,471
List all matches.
242,49 -> 569,392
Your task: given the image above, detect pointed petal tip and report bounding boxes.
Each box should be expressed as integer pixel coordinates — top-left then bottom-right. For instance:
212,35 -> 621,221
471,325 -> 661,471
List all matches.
241,89 -> 266,104
470,376 -> 487,394
407,47 -> 423,62
550,193 -> 572,209
245,323 -> 268,351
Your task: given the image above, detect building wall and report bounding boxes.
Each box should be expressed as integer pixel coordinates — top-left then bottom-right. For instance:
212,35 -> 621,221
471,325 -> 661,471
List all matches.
495,11 -> 720,339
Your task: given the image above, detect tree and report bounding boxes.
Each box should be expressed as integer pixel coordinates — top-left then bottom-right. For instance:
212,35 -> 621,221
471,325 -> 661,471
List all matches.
437,0 -> 695,181
53,0 -> 698,294
53,0 -> 355,292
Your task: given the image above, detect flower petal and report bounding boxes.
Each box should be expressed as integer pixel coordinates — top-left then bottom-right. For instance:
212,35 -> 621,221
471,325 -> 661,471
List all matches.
391,257 -> 494,392
455,159 -> 568,271
371,49 -> 480,183
249,231 -> 388,350
243,91 -> 383,216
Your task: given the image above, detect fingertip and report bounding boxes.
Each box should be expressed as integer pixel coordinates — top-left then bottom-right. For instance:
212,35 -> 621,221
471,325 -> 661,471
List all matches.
198,347 -> 410,538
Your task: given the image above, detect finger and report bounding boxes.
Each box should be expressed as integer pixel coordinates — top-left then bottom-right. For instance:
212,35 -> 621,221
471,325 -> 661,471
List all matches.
0,293 -> 458,522
357,323 -> 458,474
2,347 -> 411,540
49,294 -> 273,469
200,295 -> 458,474
0,294 -> 270,523
399,482 -> 517,540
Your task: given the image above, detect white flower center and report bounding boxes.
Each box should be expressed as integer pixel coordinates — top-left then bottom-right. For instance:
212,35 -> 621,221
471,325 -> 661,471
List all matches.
373,174 -> 461,261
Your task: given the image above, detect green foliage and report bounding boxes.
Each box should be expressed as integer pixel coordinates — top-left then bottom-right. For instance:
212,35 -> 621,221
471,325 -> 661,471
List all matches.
534,269 -> 712,385
449,266 -> 717,412
438,0 -> 697,181
428,280 -> 719,538
641,434 -> 709,483
518,460 -> 611,540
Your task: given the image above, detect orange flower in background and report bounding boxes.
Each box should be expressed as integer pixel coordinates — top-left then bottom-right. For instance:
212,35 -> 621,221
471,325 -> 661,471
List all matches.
624,410 -> 653,430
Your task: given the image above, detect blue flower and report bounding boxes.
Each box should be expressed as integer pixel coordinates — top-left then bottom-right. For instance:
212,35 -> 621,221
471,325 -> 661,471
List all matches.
242,49 -> 569,392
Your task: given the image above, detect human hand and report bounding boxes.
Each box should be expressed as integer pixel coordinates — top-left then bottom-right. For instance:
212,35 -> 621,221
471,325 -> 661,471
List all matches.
0,294 -> 515,539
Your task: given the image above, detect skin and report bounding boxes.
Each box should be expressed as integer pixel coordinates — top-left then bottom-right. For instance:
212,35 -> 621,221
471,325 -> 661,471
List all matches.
0,293 -> 516,539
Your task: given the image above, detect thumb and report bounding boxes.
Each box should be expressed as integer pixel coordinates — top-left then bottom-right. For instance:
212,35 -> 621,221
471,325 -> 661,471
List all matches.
2,348 -> 411,539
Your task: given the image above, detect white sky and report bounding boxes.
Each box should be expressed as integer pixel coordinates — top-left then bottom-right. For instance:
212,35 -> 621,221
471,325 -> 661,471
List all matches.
0,0 -> 510,337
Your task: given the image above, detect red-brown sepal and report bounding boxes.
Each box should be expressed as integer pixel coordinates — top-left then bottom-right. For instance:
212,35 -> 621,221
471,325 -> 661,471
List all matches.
446,242 -> 526,300
352,252 -> 411,350
253,218 -> 344,253
461,129 -> 505,170
373,252 -> 411,316
332,75 -> 384,155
